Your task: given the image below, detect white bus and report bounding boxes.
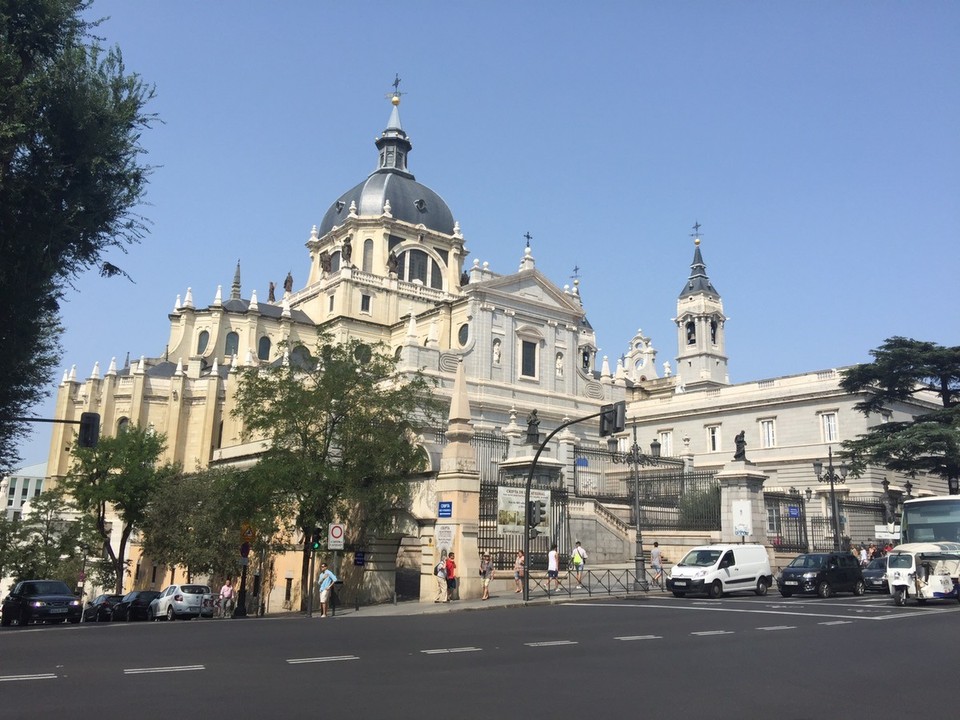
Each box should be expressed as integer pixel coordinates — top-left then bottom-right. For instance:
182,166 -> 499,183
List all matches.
901,496 -> 960,544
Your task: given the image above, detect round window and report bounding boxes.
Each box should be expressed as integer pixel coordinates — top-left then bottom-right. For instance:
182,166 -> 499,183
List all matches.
458,324 -> 469,347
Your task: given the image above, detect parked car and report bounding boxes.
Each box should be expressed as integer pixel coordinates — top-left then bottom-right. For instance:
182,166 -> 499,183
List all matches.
112,590 -> 161,621
666,544 -> 773,598
82,593 -> 124,622
148,584 -> 212,621
862,556 -> 889,593
777,552 -> 865,598
1,580 -> 83,626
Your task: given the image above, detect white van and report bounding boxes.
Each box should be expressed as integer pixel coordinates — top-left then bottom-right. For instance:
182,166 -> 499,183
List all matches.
666,543 -> 773,599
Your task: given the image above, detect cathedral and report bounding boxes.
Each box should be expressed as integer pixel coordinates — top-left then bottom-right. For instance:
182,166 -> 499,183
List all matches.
38,90 -> 944,609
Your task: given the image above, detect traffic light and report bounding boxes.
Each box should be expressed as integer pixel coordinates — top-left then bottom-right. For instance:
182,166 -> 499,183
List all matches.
599,401 -> 626,437
310,528 -> 321,550
78,412 -> 100,448
527,500 -> 547,526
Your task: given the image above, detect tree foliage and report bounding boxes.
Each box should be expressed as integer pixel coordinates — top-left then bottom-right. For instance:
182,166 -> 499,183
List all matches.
1,490 -> 104,587
138,467 -> 273,584
0,0 -> 156,471
59,424 -> 175,592
841,337 -> 960,492
232,338 -> 441,608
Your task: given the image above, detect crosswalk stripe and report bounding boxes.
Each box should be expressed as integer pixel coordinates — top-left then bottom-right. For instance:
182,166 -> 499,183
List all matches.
421,647 -> 482,654
0,673 -> 58,682
124,665 -> 204,675
614,635 -> 662,641
286,655 -> 359,664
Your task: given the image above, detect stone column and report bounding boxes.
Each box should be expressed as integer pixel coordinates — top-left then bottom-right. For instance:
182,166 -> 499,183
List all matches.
715,460 -> 769,545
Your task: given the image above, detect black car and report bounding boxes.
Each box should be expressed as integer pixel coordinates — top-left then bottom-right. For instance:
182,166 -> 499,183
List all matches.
1,580 -> 83,626
112,590 -> 161,621
82,593 -> 124,622
777,552 -> 866,598
862,556 -> 888,592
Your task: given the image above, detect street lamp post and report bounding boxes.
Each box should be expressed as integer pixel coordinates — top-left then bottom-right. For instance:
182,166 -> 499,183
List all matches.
813,446 -> 848,551
609,425 -> 662,591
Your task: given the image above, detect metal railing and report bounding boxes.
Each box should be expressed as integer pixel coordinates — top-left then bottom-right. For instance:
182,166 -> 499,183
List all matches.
524,568 -> 666,597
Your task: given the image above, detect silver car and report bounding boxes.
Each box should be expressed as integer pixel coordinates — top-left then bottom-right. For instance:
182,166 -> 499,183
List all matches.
148,584 -> 212,621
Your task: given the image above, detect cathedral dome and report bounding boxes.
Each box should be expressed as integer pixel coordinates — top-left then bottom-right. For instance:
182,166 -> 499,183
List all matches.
318,97 -> 455,237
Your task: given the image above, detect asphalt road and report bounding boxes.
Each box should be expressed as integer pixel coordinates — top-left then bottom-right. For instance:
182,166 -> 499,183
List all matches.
1,593 -> 956,719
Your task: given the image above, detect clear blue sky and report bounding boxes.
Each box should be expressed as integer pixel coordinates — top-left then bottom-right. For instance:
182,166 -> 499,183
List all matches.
16,0 -> 959,467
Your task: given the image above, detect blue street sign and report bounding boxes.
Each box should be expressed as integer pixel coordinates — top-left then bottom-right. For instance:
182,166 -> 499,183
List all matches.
438,501 -> 453,518
788,506 -> 800,518
354,551 -> 365,566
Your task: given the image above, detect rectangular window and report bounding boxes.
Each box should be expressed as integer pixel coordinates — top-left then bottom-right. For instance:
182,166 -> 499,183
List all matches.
360,294 -> 371,313
328,294 -> 335,312
820,412 -> 839,443
151,565 -> 158,583
6,480 -> 15,496
766,505 -> 781,534
285,578 -> 293,602
706,425 -> 721,452
659,430 -> 673,457
759,419 -> 776,448
521,340 -> 537,378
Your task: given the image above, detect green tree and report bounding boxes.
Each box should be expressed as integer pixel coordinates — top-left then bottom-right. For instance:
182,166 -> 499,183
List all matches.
232,338 -> 440,609
59,425 -> 174,592
0,0 -> 156,471
4,490 -> 101,586
841,337 -> 960,494
139,467 -> 267,583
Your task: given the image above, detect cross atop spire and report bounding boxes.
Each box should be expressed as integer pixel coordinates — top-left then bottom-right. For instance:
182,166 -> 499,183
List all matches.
691,221 -> 703,245
387,73 -> 405,105
523,231 -> 533,248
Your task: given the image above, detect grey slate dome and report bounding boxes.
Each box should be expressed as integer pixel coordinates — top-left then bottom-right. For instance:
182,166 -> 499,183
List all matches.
318,97 -> 455,237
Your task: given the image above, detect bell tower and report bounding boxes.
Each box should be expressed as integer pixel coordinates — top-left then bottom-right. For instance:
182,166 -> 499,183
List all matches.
674,226 -> 729,390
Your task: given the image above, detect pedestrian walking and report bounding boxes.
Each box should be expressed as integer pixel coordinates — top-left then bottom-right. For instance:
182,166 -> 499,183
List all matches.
650,541 -> 664,586
445,552 -> 458,601
434,554 -> 448,603
571,541 -> 588,588
479,553 -> 494,600
548,543 -> 561,592
219,578 -> 236,618
317,562 -> 338,618
513,550 -> 525,593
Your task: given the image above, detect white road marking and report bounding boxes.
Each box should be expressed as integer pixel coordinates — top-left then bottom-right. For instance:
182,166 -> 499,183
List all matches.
286,655 -> 359,664
525,640 -> 578,647
692,630 -> 734,636
758,625 -> 796,631
614,635 -> 662,641
0,673 -> 57,682
123,664 -> 205,675
421,647 -> 482,654
819,621 -> 852,626
570,602 -> 951,622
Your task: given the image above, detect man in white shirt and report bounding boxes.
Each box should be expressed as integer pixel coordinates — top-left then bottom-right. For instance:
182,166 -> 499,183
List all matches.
548,543 -> 562,592
219,579 -> 235,618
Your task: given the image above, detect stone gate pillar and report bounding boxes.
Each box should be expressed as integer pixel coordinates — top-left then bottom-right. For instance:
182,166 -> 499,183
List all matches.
716,460 -> 769,545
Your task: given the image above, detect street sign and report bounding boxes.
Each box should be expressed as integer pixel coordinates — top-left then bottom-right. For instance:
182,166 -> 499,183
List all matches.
240,542 -> 251,558
438,501 -> 453,518
354,551 -> 365,566
240,522 -> 255,541
788,506 -> 800,518
328,523 -> 345,550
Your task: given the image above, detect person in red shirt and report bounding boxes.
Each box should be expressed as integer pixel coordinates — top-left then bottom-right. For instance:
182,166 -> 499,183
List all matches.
445,553 -> 458,601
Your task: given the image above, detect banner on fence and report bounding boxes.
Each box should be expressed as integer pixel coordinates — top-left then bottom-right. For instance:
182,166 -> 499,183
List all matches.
497,486 -> 551,535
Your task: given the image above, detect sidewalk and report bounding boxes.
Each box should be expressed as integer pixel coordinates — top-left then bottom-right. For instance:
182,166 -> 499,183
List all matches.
275,565 -> 667,619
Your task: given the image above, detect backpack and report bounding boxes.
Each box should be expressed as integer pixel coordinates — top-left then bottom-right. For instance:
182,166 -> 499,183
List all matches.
436,561 -> 447,578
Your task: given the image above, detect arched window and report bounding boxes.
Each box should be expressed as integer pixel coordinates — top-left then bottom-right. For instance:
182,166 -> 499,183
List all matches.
290,345 -> 313,370
225,331 -> 240,357
196,330 -> 209,355
117,417 -> 130,434
330,251 -> 341,273
257,336 -> 271,361
685,321 -> 696,345
362,239 -> 373,273
710,320 -> 718,345
397,249 -> 443,290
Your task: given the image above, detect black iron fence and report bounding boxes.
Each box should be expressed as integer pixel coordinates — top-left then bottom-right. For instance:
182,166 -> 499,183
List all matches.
574,444 -> 720,532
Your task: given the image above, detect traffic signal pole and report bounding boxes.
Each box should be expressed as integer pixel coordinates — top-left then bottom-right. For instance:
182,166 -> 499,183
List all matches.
522,406 -> 618,601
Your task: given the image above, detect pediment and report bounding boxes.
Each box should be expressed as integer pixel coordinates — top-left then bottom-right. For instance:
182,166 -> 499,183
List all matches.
470,269 -> 584,317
